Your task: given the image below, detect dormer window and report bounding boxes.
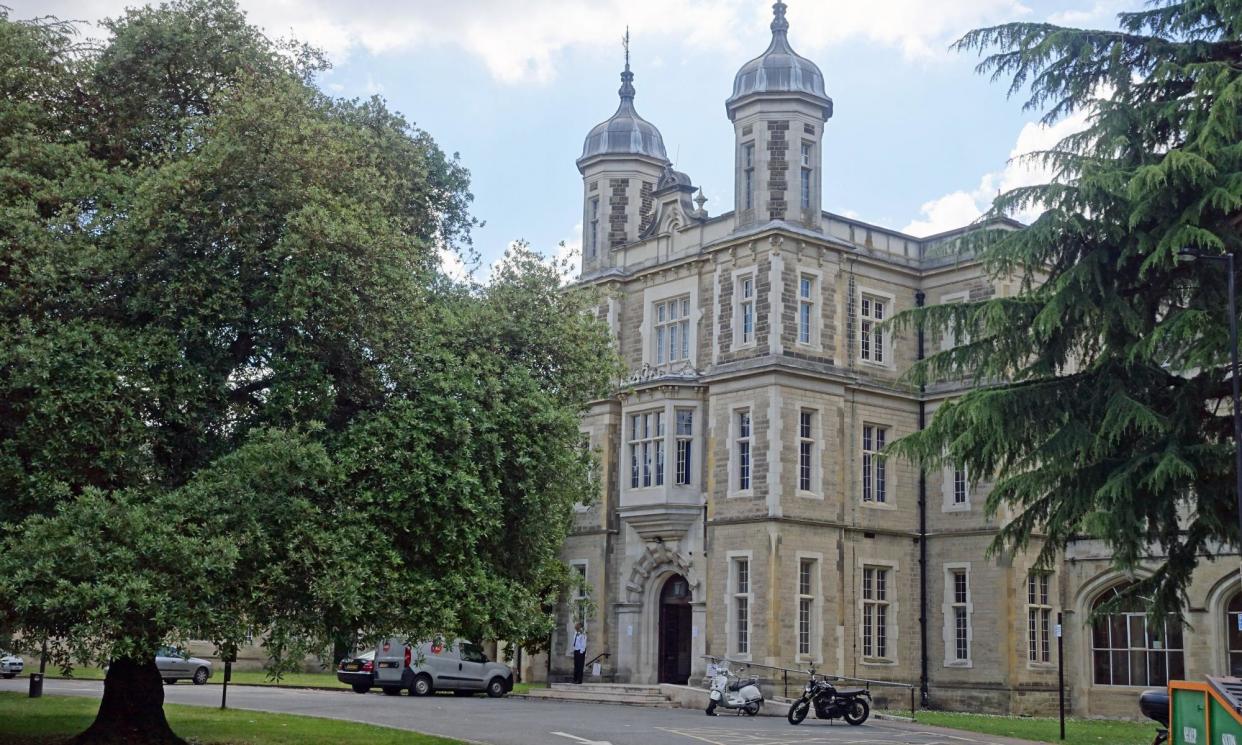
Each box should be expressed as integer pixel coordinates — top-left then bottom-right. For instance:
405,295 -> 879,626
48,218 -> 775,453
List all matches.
654,296 -> 690,364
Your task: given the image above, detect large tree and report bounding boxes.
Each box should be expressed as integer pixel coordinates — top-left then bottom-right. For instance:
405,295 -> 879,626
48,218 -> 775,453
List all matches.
0,3 -> 617,743
892,0 -> 1242,616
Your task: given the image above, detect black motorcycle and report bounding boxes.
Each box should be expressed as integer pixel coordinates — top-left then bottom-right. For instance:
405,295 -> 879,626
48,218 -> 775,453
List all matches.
786,674 -> 871,726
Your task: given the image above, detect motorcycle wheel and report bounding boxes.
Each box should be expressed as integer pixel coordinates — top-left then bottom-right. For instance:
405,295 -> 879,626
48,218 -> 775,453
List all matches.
787,699 -> 810,725
744,702 -> 760,716
844,698 -> 870,726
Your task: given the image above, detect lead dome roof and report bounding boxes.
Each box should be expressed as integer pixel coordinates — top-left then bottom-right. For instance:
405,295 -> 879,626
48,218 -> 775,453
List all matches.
579,65 -> 668,167
726,1 -> 830,111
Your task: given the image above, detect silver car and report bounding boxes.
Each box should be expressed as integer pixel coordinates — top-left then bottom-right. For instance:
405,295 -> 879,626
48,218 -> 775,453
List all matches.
373,639 -> 512,698
0,652 -> 23,679
156,646 -> 212,685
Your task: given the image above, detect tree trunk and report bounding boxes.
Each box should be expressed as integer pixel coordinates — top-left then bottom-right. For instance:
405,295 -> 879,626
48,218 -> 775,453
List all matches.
73,657 -> 185,745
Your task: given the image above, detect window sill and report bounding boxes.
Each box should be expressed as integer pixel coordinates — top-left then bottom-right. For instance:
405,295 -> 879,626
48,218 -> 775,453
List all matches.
727,490 -> 755,499
858,358 -> 893,370
794,341 -> 822,353
942,503 -> 971,513
943,660 -> 974,669
731,342 -> 758,353
796,490 -> 823,500
860,658 -> 896,667
1027,661 -> 1056,670
860,500 -> 896,511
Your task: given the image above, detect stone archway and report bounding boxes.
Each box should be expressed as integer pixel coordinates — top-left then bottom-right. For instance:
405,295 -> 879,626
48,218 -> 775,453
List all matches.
615,543 -> 704,684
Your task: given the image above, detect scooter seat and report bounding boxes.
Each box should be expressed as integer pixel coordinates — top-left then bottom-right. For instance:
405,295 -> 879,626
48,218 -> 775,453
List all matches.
835,687 -> 867,697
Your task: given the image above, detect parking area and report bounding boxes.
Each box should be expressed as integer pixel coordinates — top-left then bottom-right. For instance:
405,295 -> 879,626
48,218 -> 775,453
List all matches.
0,677 -> 1035,745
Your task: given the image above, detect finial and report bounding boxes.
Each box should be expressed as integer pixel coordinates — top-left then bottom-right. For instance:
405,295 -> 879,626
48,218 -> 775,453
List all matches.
771,1 -> 789,35
694,188 -> 708,211
618,26 -> 635,102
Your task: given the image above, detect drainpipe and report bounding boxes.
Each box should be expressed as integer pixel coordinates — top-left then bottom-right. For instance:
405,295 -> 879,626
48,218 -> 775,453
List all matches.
915,289 -> 929,708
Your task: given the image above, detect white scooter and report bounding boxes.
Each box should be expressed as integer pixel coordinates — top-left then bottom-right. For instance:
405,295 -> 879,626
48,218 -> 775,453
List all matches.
706,661 -> 764,716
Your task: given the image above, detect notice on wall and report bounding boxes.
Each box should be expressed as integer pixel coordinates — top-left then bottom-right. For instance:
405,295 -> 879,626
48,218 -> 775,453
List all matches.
692,626 -> 699,638
627,624 -> 633,637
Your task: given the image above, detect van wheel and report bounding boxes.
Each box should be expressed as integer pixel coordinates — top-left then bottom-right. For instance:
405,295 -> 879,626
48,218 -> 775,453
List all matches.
351,684 -> 371,694
382,686 -> 402,696
411,674 -> 433,697
486,677 -> 506,698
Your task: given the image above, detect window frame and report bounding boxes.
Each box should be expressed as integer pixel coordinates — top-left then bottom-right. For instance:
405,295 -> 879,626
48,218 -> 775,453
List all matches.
939,291 -> 969,351
727,551 -> 754,660
729,406 -> 754,497
588,196 -> 599,260
860,563 -> 896,664
858,288 -> 895,367
674,408 -> 694,486
731,268 -> 759,351
627,410 -> 665,490
861,423 -> 890,507
742,142 -> 755,212
1090,585 -> 1185,687
943,563 -> 973,667
653,295 -> 691,366
800,141 -> 813,211
795,553 -> 823,663
942,460 -> 970,512
795,268 -> 822,350
1027,572 -> 1053,666
797,407 -> 821,498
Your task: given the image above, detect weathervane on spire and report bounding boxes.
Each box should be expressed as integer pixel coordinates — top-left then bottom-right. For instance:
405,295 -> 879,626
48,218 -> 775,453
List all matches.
623,26 -> 631,71
618,25 -> 636,102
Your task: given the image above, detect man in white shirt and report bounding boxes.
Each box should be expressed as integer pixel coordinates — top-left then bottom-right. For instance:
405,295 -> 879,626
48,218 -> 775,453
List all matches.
572,623 -> 587,684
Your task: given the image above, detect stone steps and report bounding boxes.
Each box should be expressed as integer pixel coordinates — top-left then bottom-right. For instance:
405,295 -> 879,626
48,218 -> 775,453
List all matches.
522,683 -> 676,708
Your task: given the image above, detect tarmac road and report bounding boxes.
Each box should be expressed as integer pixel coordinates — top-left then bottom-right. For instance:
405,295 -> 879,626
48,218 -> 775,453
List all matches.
0,677 -> 1041,745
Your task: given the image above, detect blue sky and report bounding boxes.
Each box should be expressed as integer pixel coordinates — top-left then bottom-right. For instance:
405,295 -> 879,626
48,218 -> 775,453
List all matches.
22,0 -> 1140,277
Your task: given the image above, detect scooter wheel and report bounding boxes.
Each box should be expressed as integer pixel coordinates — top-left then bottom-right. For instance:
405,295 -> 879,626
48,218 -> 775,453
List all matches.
744,702 -> 760,716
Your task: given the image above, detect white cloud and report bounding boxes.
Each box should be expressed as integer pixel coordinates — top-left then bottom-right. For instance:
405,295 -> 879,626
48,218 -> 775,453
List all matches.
902,107 -> 1091,236
20,0 -> 1043,84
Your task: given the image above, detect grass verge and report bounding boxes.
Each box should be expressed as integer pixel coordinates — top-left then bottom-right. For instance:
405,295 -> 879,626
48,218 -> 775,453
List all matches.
900,709 -> 1159,745
0,691 -> 463,744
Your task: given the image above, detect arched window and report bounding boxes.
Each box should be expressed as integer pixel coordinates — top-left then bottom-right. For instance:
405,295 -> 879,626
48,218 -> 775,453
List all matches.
1228,594 -> 1242,676
1091,585 -> 1184,686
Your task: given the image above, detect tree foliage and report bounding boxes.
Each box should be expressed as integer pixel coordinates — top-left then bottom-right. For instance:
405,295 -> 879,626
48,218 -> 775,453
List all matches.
891,0 -> 1242,617
0,2 -> 617,742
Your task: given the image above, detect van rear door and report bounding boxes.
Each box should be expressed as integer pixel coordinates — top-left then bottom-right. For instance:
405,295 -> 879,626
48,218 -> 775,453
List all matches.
373,638 -> 405,687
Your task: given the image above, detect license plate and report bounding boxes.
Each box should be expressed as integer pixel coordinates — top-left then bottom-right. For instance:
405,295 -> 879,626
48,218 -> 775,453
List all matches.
379,661 -> 398,669
346,663 -> 360,671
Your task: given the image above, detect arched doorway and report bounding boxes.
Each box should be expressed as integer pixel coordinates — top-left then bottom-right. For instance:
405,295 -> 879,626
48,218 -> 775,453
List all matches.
658,574 -> 692,684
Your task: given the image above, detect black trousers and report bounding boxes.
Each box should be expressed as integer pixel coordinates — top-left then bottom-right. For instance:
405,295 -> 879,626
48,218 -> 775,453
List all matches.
572,651 -> 585,684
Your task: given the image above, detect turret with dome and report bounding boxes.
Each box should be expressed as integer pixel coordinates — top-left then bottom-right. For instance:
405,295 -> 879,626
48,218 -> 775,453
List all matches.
577,34 -> 671,274
728,0 -> 832,232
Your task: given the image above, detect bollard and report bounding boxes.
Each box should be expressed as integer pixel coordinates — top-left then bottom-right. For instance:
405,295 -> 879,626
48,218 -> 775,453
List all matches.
28,673 -> 43,698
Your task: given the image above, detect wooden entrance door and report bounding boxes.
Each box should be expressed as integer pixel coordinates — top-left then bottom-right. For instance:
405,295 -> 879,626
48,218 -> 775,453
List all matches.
658,575 -> 692,684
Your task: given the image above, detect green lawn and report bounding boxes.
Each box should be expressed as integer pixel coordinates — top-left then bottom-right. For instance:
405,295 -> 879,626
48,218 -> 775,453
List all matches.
902,710 -> 1158,745
0,691 -> 462,744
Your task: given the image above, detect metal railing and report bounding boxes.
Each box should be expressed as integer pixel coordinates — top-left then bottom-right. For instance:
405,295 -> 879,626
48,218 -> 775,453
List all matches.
701,656 -> 917,722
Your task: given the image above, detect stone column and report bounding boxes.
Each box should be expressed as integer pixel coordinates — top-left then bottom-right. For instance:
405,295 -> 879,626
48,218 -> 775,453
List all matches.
614,601 -> 642,683
691,600 -> 708,682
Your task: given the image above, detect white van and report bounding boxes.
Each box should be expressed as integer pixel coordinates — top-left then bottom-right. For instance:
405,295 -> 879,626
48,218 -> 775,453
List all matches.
373,638 -> 513,698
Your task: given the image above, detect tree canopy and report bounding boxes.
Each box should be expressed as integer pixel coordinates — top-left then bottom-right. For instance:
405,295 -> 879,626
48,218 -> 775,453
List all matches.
0,2 -> 618,742
892,0 -> 1242,617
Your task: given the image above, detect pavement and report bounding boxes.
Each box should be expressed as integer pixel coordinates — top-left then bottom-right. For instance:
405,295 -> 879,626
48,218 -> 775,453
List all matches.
0,677 -> 1041,745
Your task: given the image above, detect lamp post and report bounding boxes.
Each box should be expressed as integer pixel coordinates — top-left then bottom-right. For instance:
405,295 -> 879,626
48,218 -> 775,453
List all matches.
1179,249 -> 1242,597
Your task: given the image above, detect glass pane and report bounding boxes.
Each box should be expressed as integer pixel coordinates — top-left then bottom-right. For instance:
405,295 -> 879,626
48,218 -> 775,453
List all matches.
1230,652 -> 1242,677
1165,618 -> 1183,649
1110,614 -> 1128,648
1094,651 -> 1112,685
1092,618 -> 1110,649
1130,650 -> 1148,686
1229,614 -> 1242,653
1168,651 -> 1184,681
1150,651 -> 1167,686
1111,651 -> 1130,686
1129,615 -> 1146,649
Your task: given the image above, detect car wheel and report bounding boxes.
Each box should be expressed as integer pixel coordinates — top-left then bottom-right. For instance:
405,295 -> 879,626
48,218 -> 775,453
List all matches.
1,673 -> 14,680
192,667 -> 209,685
381,686 -> 402,696
163,678 -> 177,685
410,674 -> 433,697
486,677 -> 506,698
351,684 -> 371,694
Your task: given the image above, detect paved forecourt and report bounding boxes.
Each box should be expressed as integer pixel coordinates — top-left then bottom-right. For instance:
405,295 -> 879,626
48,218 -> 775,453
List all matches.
0,677 -> 1034,745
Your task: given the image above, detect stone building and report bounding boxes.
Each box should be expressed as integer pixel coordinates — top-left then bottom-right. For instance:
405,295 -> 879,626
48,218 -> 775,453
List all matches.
542,1 -> 1242,719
